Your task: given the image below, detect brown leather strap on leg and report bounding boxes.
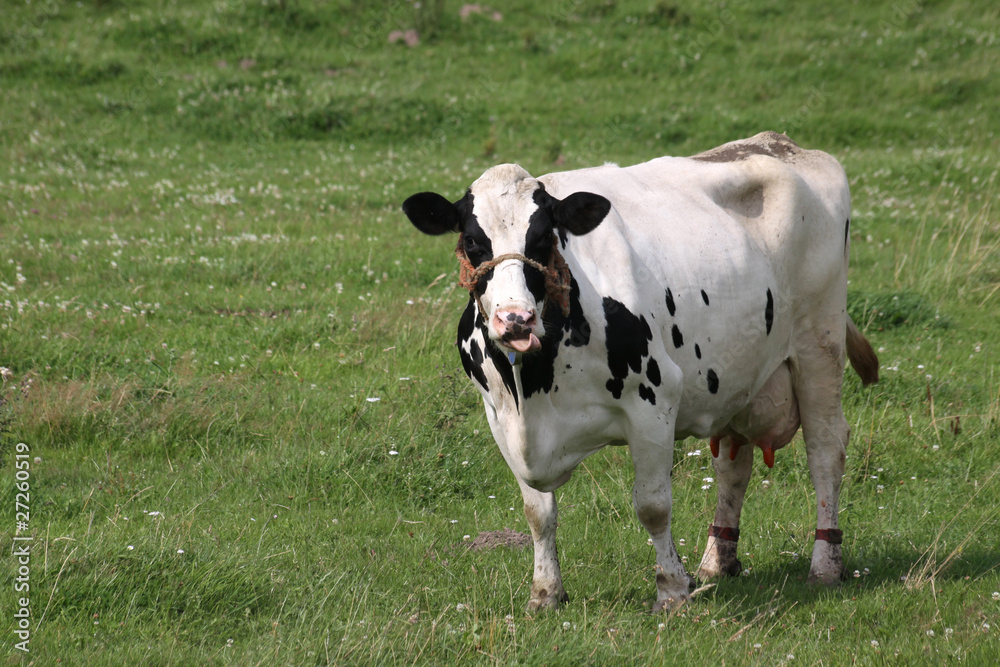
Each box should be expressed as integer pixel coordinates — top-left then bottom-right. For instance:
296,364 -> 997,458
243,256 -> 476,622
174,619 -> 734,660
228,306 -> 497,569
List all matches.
708,525 -> 740,542
815,528 -> 843,544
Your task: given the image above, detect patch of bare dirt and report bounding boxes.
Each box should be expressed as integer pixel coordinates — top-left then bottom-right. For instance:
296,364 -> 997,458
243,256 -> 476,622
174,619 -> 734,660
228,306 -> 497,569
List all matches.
462,528 -> 531,552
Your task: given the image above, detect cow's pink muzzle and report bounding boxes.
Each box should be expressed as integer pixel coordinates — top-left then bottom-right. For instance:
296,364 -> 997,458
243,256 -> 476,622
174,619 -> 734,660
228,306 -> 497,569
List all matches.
493,309 -> 541,353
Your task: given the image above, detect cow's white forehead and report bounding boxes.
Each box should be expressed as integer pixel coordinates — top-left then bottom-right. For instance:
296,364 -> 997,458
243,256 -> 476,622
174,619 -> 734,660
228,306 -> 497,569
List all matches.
470,163 -> 536,196
468,164 -> 543,242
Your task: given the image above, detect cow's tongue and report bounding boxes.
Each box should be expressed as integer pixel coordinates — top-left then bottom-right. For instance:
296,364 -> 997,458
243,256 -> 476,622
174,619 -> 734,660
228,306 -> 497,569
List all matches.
506,333 -> 540,353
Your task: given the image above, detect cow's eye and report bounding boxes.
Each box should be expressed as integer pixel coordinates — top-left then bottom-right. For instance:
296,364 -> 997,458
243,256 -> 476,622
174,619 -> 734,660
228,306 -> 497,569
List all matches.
465,237 -> 481,256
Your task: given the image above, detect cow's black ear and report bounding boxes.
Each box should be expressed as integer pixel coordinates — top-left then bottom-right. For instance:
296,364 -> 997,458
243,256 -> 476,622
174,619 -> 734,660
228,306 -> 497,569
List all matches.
402,192 -> 460,235
552,192 -> 610,236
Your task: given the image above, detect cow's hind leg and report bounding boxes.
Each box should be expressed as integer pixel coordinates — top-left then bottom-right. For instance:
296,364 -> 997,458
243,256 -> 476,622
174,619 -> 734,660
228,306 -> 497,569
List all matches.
628,437 -> 692,611
792,330 -> 851,585
518,479 -> 569,611
696,436 -> 753,580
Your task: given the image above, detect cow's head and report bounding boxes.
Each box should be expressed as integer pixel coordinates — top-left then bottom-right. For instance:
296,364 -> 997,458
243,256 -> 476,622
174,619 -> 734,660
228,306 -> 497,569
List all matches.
403,164 -> 610,354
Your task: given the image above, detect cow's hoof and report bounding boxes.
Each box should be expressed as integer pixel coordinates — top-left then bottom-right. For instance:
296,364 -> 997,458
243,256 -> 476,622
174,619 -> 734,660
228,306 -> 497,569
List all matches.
526,589 -> 568,612
806,567 -> 846,586
695,557 -> 742,581
652,593 -> 689,613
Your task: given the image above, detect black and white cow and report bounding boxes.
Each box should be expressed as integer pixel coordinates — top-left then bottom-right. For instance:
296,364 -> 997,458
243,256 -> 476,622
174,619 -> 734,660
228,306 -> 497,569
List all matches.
403,132 -> 879,612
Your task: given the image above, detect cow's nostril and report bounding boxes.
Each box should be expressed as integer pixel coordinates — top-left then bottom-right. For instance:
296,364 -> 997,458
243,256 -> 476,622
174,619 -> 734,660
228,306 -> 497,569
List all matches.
495,310 -> 537,338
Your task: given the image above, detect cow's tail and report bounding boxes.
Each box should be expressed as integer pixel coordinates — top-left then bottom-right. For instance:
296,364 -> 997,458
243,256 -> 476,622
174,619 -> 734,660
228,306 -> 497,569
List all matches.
846,316 -> 879,386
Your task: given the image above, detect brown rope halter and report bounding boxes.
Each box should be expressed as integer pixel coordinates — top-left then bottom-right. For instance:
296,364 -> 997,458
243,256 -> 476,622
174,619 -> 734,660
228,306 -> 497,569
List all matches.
455,233 -> 572,321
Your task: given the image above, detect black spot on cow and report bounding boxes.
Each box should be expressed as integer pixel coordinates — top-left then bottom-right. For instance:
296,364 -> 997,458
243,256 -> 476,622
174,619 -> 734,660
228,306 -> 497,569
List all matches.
456,193 -> 491,262
701,289 -> 710,305
460,300 -> 521,409
707,368 -> 719,394
516,276 -> 591,400
560,277 -> 591,348
458,298 -> 499,396
522,194 -> 556,303
844,218 -> 850,248
606,378 -> 624,399
671,324 -> 684,349
665,288 -> 676,317
638,383 -> 656,405
694,344 -> 702,359
765,288 -> 774,335
457,300 -> 478,366
603,297 -> 653,399
467,339 -> 489,391
483,332 -> 520,409
645,358 -> 661,387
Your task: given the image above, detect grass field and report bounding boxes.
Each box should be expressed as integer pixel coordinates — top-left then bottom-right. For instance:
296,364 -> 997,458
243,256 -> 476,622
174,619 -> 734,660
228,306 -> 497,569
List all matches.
1,0 -> 999,663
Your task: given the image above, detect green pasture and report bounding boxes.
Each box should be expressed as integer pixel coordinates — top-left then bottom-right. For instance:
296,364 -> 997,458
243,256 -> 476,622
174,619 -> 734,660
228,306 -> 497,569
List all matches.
1,0 -> 999,663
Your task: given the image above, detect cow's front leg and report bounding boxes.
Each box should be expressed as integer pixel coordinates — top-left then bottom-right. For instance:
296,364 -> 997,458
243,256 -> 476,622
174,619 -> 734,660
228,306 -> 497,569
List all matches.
629,438 -> 691,611
696,435 -> 753,580
517,478 -> 568,611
